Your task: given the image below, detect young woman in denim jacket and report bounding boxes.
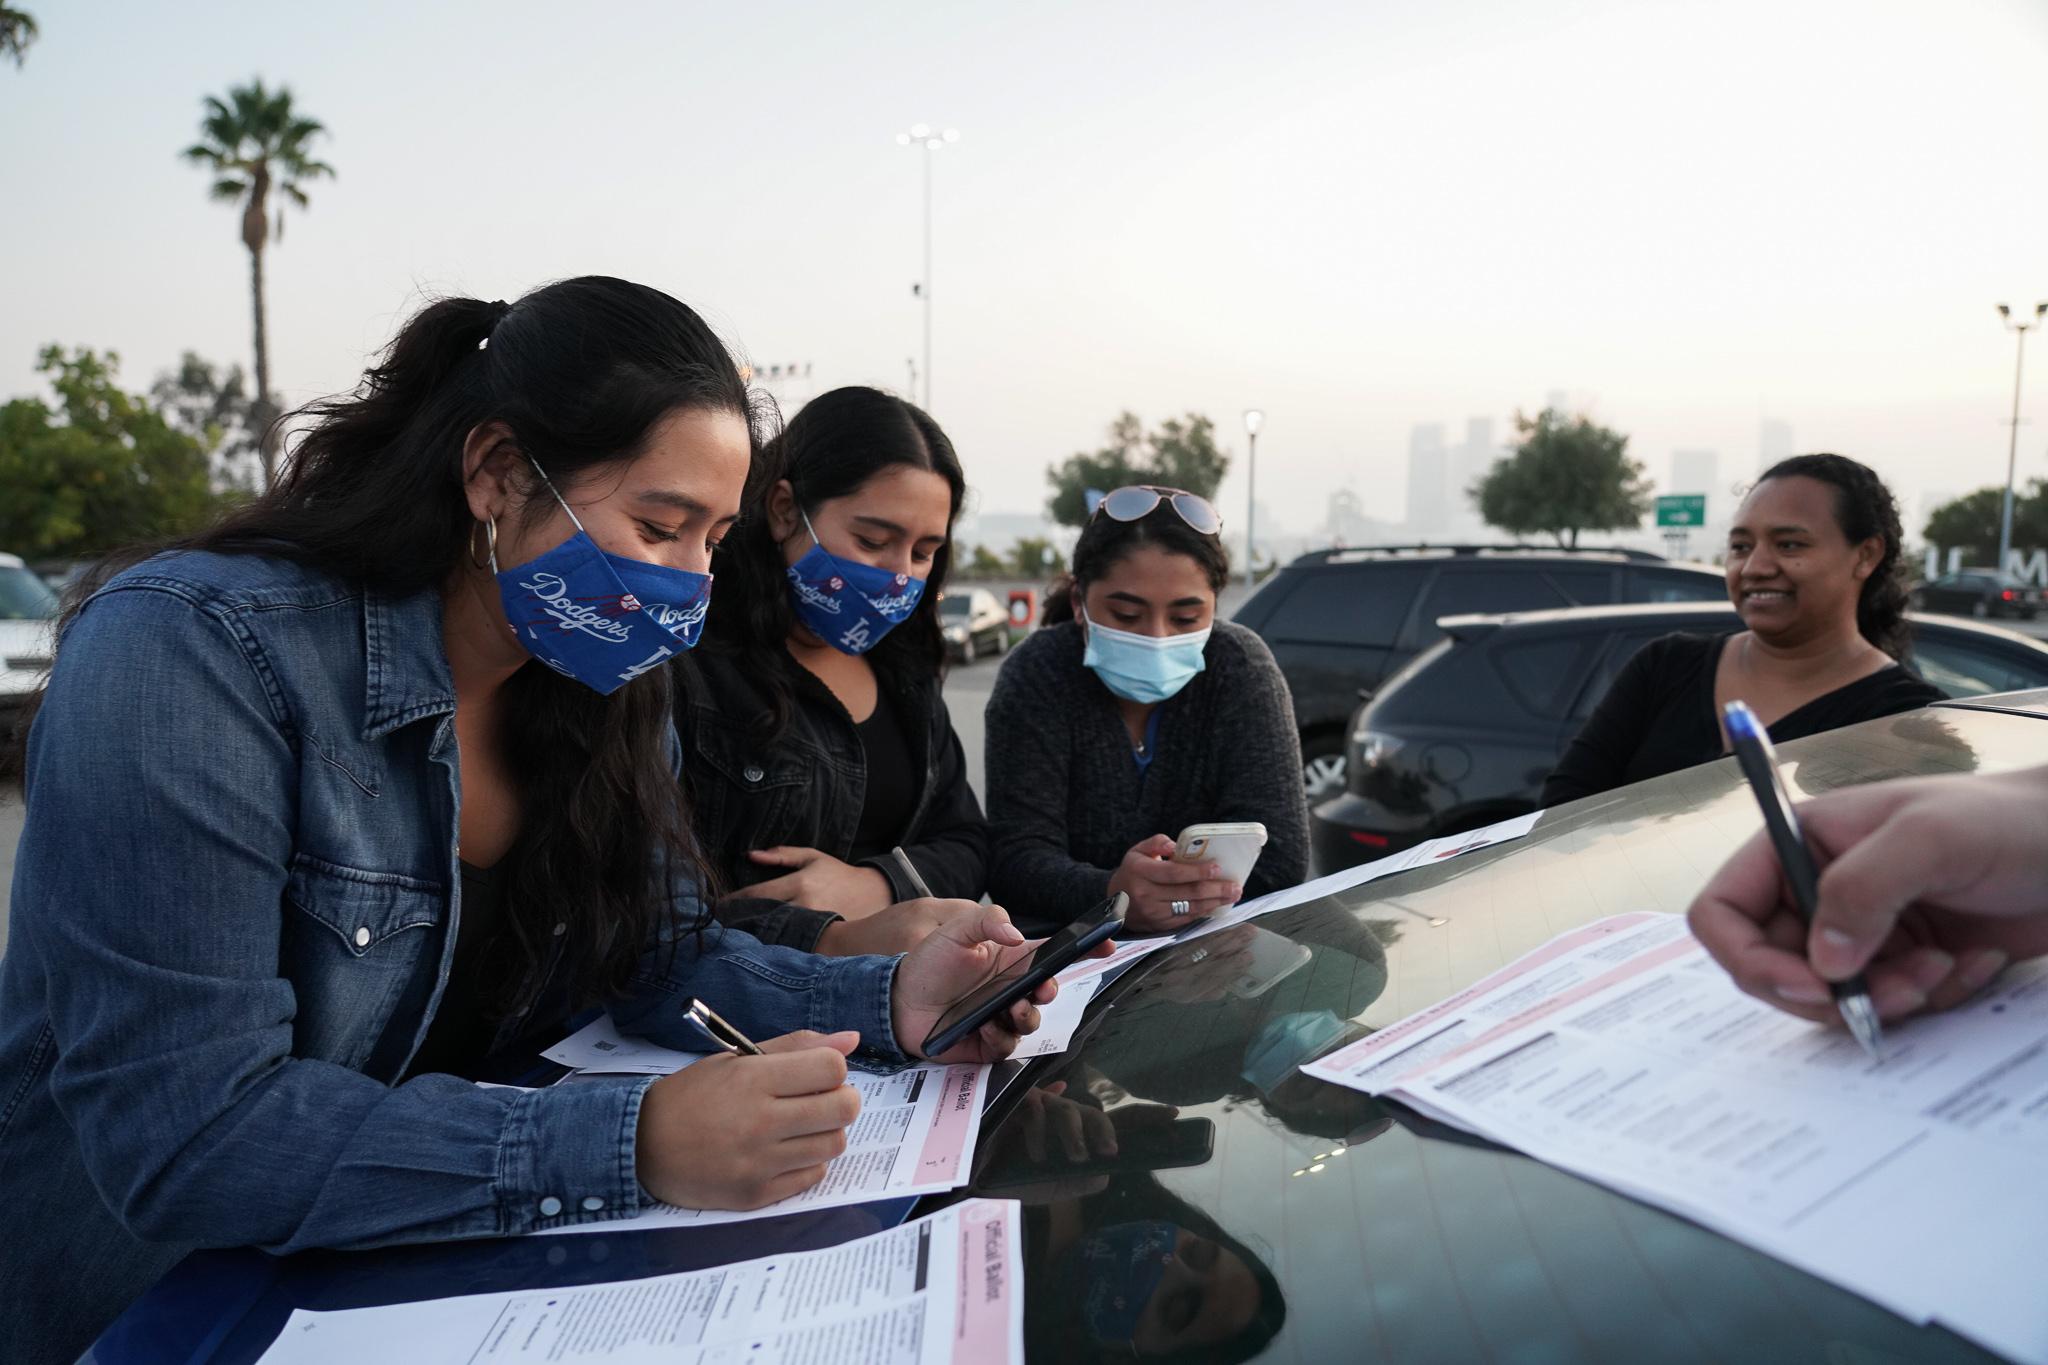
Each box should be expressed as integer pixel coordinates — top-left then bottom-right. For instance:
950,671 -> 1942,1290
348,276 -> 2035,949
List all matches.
675,387 -> 989,959
0,278 -> 1084,1364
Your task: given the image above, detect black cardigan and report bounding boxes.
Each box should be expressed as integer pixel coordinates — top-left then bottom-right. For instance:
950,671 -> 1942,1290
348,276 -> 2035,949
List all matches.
1542,632 -> 1946,806
672,647 -> 990,950
983,620 -> 1310,935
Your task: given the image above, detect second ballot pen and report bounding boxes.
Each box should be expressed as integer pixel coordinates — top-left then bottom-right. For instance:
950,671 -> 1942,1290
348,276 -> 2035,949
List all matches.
1721,699 -> 1884,1058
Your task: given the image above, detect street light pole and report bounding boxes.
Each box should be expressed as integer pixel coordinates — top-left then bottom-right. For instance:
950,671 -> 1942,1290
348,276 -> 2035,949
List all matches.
1997,302 -> 2048,576
1242,409 -> 1265,585
895,124 -> 959,412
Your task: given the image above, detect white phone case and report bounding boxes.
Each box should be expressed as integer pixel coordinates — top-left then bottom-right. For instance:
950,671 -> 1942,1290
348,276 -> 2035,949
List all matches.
1173,821 -> 1268,887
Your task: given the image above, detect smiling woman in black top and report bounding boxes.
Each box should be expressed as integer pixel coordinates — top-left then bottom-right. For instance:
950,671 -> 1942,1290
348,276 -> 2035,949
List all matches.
1543,454 -> 1944,805
674,387 -> 989,957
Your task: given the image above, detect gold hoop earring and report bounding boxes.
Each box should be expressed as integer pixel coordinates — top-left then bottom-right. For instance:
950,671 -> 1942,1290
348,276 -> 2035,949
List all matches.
469,518 -> 499,573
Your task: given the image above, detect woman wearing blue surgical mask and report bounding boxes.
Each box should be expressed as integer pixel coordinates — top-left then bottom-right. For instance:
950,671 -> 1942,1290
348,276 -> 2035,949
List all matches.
985,488 -> 1309,934
677,387 -> 990,958
0,282 -> 1082,1365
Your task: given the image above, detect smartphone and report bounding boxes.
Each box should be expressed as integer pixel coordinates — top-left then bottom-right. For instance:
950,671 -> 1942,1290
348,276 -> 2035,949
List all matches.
983,1113 -> 1216,1186
1226,925 -> 1314,999
920,893 -> 1126,1058
1174,821 -> 1268,887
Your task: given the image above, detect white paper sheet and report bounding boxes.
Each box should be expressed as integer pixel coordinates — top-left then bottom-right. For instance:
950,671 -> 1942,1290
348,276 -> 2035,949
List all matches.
1305,913 -> 2048,1364
258,1198 -> 1025,1365
541,1015 -> 707,1076
547,1062 -> 991,1232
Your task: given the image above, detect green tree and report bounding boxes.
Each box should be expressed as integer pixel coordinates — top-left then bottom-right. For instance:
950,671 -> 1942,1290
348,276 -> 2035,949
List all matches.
1471,408 -> 1651,548
150,352 -> 260,491
0,347 -> 230,560
0,5 -> 37,66
1922,483 -> 2048,566
962,544 -> 1007,579
1009,536 -> 1057,578
1046,411 -> 1231,528
181,80 -> 334,486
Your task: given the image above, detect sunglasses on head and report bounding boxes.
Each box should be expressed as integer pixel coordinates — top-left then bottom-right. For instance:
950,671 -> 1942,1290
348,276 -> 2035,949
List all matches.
1093,485 -> 1224,537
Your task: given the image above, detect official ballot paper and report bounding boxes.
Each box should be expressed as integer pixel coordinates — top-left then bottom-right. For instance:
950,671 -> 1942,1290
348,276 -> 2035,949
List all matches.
257,1199 -> 1023,1365
536,1016 -> 990,1232
1304,912 -> 2048,1364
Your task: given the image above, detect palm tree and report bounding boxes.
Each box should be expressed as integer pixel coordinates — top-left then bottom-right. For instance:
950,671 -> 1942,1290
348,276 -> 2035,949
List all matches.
0,5 -> 38,67
181,80 -> 334,486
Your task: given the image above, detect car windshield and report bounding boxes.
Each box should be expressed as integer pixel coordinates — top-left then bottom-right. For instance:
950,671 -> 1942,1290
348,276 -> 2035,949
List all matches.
0,566 -> 58,621
939,596 -> 972,619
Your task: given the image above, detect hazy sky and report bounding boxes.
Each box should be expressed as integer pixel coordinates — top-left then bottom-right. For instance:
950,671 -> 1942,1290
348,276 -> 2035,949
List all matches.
5,0 -> 2048,537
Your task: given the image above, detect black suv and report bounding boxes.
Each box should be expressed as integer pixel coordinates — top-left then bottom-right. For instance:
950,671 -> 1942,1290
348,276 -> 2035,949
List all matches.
1233,545 -> 1727,799
1309,600 -> 2048,871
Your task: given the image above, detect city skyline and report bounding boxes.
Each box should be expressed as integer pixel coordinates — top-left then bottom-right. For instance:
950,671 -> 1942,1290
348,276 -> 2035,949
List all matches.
3,0 -> 2045,541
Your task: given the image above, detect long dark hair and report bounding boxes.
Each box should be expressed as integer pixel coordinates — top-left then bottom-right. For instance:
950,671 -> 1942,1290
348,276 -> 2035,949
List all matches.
703,385 -> 963,734
21,276 -> 753,1019
1040,496 -> 1232,626
1757,453 -> 1910,659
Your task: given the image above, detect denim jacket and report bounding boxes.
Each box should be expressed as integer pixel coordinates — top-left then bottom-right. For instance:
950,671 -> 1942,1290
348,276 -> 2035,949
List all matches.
0,551 -> 902,1365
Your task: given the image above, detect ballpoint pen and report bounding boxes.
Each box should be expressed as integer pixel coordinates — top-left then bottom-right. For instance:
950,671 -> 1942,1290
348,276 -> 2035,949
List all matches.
1721,699 -> 1884,1058
891,845 -> 936,900
684,998 -> 765,1056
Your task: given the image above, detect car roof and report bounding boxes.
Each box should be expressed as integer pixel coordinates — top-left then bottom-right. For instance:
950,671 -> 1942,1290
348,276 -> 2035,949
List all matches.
1281,543 -> 1693,569
958,702 -> 2048,1360
1436,598 -> 2048,650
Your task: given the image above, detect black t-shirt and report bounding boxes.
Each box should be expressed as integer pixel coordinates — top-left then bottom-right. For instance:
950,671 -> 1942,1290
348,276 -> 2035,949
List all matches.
851,688 -> 917,862
1542,632 -> 1946,806
404,857 -> 513,1081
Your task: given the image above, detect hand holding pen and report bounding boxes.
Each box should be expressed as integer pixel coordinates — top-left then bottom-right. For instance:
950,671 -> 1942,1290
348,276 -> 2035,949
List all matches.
1689,717 -> 2048,1044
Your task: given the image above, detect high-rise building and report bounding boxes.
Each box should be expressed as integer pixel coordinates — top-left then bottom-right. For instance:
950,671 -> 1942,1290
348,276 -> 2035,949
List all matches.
1758,419 -> 1794,474
1405,423 -> 1449,535
1451,417 -> 1499,535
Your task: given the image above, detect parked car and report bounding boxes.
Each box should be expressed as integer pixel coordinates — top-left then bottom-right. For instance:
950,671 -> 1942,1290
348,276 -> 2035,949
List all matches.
939,587 -> 1010,664
1910,569 -> 2042,620
1234,545 -> 1728,800
1310,600 -> 2048,871
0,552 -> 59,715
953,697 -> 2048,1364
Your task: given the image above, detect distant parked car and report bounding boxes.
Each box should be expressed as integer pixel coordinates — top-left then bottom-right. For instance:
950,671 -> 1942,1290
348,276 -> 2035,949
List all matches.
1910,569 -> 2041,620
939,588 -> 1010,664
1309,600 -> 2048,871
1,552 -> 60,715
1234,545 -> 1728,800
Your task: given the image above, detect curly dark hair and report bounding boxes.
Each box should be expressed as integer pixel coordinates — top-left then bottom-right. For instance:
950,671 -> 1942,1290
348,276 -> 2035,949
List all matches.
1757,452 -> 1911,659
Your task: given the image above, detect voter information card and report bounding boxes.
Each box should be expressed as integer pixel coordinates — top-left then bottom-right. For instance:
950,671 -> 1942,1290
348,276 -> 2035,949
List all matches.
258,1199 -> 1024,1365
1305,913 -> 2048,1365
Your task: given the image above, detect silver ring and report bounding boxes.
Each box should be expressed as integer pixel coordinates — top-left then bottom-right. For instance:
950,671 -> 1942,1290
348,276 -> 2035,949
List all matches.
1170,899 -> 1191,917
1190,948 -> 1210,963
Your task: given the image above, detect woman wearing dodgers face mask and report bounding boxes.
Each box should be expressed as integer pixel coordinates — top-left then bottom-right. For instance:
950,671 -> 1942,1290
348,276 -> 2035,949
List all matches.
0,279 -> 1084,1365
984,487 -> 1310,934
673,386 -> 992,957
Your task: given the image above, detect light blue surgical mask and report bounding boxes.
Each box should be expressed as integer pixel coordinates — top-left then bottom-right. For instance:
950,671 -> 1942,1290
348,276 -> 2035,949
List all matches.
1082,608 -> 1211,704
785,507 -> 926,656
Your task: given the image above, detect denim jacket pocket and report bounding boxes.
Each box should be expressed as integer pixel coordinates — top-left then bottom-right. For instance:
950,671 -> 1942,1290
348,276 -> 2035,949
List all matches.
282,856 -> 447,1068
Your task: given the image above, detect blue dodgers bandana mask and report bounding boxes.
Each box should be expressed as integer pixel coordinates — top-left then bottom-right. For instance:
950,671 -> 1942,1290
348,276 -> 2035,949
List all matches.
1078,1219 -> 1179,1347
785,508 -> 926,656
1081,609 -> 1211,705
493,466 -> 712,695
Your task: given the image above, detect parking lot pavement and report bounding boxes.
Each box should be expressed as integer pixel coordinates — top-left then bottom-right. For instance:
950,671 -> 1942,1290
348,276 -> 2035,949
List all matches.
941,649 -> 999,804
1,784 -> 19,956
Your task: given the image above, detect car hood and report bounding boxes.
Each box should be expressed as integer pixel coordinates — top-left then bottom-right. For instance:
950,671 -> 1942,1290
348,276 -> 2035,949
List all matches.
942,703 -> 2043,1362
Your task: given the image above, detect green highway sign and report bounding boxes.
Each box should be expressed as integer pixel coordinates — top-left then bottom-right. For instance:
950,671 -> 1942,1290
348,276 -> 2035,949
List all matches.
1656,494 -> 1706,528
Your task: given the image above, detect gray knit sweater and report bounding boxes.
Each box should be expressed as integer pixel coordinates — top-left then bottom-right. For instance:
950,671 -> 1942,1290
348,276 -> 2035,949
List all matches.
983,619 -> 1309,933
